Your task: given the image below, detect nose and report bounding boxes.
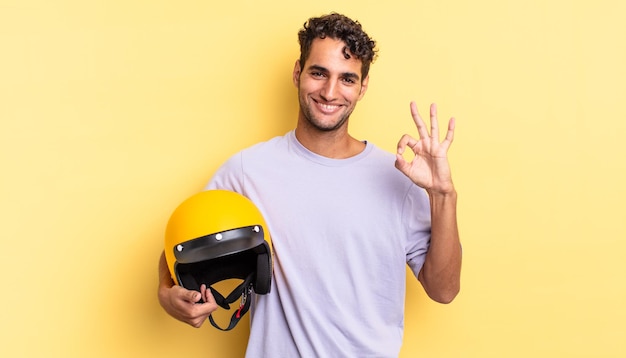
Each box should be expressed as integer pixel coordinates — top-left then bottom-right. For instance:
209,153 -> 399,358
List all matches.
320,79 -> 338,101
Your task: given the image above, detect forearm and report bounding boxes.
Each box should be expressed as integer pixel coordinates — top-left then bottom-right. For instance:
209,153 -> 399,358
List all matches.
159,251 -> 174,291
419,189 -> 462,303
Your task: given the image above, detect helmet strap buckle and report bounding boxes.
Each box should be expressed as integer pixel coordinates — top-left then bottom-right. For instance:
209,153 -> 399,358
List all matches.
208,275 -> 255,331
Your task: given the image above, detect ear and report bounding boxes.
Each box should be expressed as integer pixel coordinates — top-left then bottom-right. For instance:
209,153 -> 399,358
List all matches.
358,75 -> 370,100
292,60 -> 301,87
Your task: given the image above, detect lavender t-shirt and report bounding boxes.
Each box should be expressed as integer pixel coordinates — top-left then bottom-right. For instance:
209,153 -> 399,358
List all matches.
206,131 -> 431,357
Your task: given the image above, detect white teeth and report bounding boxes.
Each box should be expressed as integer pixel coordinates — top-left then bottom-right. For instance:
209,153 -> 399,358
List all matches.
319,103 -> 339,111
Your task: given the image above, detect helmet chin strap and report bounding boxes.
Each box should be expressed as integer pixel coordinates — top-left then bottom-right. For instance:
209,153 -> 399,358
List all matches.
208,274 -> 255,331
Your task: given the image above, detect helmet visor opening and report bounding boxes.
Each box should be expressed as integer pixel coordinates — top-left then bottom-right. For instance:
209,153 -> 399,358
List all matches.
175,248 -> 258,291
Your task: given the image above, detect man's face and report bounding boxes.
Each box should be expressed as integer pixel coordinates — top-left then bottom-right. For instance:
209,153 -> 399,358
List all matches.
293,37 -> 369,132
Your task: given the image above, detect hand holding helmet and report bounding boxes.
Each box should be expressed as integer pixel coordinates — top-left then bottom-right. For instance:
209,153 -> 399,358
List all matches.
157,274 -> 218,328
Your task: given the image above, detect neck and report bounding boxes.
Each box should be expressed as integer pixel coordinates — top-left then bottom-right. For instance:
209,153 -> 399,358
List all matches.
294,121 -> 365,159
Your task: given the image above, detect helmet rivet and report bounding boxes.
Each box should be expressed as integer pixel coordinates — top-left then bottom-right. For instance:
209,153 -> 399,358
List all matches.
253,226 -> 260,232
176,244 -> 183,252
215,233 -> 223,241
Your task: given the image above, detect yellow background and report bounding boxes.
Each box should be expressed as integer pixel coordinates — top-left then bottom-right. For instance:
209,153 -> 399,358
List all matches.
1,0 -> 625,357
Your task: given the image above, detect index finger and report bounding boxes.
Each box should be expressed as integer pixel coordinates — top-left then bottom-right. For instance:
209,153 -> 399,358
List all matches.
200,284 -> 216,305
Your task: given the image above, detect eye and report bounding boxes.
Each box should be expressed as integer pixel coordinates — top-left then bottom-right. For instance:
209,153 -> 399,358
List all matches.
341,77 -> 357,85
310,71 -> 325,78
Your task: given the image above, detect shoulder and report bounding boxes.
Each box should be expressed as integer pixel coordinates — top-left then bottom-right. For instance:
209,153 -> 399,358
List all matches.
206,132 -> 291,191
241,132 -> 291,156
365,143 -> 396,162
362,143 -> 407,180
219,132 -> 291,167
364,142 -> 430,201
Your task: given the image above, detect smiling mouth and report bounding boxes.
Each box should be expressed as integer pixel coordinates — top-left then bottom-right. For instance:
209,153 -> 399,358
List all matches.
315,100 -> 342,114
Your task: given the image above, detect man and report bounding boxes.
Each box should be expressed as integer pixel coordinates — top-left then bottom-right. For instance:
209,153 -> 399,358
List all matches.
158,13 -> 461,357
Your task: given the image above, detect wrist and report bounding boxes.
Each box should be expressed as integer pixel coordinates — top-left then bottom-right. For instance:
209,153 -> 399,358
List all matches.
158,279 -> 175,308
427,184 -> 457,198
159,270 -> 175,290
427,188 -> 458,218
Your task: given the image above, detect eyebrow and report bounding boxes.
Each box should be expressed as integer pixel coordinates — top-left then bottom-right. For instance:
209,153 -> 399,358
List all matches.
308,65 -> 361,82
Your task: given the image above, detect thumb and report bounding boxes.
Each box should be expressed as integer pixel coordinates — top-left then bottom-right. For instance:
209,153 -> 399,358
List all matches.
186,289 -> 202,303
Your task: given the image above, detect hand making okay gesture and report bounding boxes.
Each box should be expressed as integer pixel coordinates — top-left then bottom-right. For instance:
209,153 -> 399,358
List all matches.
395,102 -> 456,195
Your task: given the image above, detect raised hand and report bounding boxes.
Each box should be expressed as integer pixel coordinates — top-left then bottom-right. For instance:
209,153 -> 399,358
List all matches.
395,102 -> 455,195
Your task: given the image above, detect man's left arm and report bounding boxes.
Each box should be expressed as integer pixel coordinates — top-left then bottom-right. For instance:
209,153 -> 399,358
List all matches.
395,101 -> 462,303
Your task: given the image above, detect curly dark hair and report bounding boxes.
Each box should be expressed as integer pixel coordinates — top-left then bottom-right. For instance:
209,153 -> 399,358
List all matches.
298,13 -> 377,80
